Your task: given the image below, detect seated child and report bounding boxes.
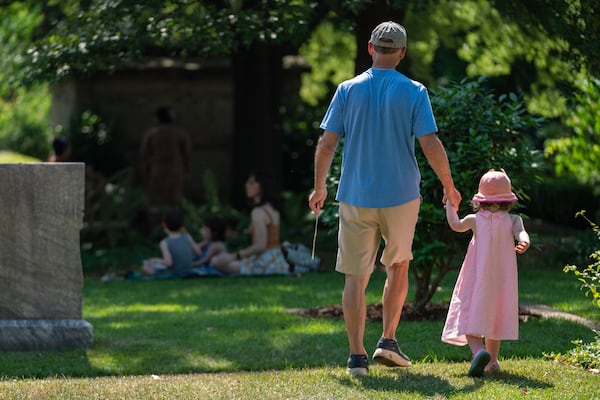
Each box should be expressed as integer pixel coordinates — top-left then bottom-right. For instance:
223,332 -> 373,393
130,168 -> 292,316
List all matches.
142,208 -> 201,278
194,216 -> 227,266
191,217 -> 227,277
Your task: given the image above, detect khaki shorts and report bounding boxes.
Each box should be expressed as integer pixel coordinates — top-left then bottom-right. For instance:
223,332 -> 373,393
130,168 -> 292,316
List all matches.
335,198 -> 420,276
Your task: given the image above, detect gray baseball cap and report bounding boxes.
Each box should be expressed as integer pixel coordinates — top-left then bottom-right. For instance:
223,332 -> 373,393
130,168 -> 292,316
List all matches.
370,21 -> 406,49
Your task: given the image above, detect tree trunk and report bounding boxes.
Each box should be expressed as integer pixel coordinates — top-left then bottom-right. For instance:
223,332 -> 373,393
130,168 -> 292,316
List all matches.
413,267 -> 433,312
231,44 -> 285,208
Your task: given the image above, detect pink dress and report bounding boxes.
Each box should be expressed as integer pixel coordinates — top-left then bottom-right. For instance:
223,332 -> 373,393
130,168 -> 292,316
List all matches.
442,210 -> 519,346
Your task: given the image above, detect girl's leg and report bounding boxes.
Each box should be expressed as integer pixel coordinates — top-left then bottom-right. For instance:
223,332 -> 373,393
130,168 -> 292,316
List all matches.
485,338 -> 502,372
467,335 -> 490,377
485,338 -> 501,363
466,335 -> 485,357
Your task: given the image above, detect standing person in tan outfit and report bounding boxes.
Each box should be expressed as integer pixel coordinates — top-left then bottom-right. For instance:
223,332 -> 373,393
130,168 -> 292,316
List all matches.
140,106 -> 192,208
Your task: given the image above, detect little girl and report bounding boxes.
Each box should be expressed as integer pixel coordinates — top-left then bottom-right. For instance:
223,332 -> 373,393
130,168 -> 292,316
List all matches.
194,216 -> 227,267
442,169 -> 530,377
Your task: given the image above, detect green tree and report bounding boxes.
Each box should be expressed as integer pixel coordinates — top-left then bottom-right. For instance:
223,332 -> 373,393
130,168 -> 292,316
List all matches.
404,0 -> 599,118
6,1 -> 598,152
0,2 -> 52,158
13,1 -> 600,114
544,77 -> 600,194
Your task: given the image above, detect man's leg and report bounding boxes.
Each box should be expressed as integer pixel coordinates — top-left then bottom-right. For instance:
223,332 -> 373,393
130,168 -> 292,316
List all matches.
371,260 -> 412,367
343,273 -> 370,356
381,260 -> 409,340
372,199 -> 420,368
335,202 -> 379,375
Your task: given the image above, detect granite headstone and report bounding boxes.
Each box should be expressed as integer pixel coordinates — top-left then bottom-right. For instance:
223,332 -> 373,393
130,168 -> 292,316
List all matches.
0,163 -> 93,350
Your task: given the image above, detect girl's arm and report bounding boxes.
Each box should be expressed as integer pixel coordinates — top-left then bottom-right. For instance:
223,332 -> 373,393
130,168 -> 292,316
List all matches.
444,202 -> 476,233
238,208 -> 268,258
186,233 -> 202,256
511,215 -> 530,254
196,242 -> 227,265
148,240 -> 173,267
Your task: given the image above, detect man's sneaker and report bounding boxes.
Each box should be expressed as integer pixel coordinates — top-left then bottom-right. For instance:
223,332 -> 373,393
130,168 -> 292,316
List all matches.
372,337 -> 411,367
347,354 -> 369,376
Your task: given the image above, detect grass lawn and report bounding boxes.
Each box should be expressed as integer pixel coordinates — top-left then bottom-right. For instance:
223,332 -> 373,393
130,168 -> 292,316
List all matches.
1,263 -> 598,399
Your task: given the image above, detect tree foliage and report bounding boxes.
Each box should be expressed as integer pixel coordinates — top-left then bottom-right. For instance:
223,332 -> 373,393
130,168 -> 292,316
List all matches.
544,77 -> 600,193
0,3 -> 52,158
9,1 -> 599,93
298,20 -> 356,106
16,0 -> 323,85
404,0 -> 599,118
489,0 -> 600,78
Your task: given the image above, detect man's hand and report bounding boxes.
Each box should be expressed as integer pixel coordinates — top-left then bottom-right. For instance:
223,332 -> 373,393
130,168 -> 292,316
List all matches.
443,187 -> 462,211
308,187 -> 327,216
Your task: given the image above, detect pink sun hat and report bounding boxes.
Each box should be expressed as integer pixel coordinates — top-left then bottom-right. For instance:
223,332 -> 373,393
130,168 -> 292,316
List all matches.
472,169 -> 518,203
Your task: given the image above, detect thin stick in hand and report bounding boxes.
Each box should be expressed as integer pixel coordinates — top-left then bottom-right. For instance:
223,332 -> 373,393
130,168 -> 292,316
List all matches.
311,214 -> 319,260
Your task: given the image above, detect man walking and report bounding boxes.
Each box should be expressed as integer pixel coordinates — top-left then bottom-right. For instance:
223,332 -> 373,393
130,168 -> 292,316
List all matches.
308,21 -> 461,376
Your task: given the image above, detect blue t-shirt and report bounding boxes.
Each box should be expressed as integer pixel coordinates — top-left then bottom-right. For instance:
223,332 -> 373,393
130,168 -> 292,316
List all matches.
320,68 -> 437,208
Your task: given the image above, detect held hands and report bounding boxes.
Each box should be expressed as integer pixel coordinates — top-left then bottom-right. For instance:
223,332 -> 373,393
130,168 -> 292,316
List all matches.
442,187 -> 462,211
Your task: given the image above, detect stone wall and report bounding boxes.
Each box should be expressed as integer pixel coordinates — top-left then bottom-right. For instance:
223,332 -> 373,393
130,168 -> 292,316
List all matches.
51,58 -> 235,203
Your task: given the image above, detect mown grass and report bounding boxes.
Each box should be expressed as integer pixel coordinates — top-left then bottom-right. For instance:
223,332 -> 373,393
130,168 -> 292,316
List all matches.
0,360 -> 598,400
0,265 -> 598,399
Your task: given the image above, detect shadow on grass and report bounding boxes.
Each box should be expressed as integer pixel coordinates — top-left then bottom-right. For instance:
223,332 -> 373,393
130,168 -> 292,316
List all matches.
332,369 -> 552,397
334,371 -> 457,397
0,349 -> 94,378
485,370 -> 553,389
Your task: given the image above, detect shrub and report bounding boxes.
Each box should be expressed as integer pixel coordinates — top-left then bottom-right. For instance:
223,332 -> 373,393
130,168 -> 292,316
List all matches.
564,211 -> 600,308
547,211 -> 600,370
413,77 -> 543,309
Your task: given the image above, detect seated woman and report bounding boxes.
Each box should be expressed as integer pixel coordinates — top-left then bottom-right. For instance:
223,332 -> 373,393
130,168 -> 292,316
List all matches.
211,170 -> 289,276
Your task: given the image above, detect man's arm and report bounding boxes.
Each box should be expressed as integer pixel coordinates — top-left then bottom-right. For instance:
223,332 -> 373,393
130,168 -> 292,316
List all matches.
418,132 -> 462,210
308,130 -> 340,216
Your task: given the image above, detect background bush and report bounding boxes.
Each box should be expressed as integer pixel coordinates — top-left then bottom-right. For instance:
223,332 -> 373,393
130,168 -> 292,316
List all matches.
0,85 -> 53,159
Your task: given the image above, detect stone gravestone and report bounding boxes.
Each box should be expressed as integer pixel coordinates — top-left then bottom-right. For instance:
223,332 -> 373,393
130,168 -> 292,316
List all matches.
0,163 -> 93,350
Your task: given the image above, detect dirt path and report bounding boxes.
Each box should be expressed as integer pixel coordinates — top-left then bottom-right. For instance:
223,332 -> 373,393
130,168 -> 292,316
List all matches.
289,301 -> 600,331
519,302 -> 600,331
